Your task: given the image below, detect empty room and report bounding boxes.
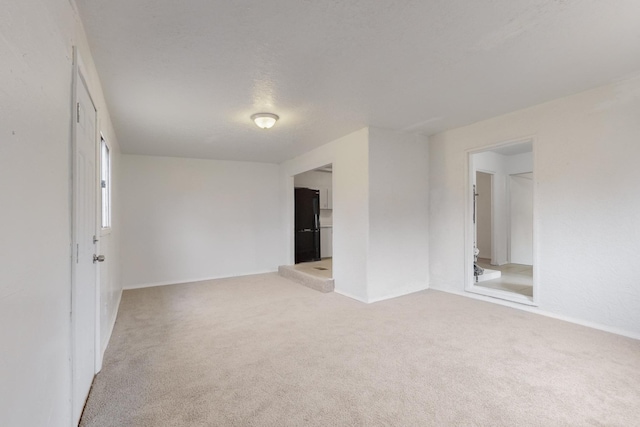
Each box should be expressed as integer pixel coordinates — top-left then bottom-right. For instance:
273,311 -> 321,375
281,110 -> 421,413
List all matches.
2,1 -> 640,426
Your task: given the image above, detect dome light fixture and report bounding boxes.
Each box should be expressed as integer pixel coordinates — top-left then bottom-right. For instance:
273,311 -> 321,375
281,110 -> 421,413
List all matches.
251,112 -> 279,129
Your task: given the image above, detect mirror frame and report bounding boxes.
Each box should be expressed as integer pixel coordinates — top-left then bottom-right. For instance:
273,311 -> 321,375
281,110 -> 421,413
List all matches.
464,137 -> 539,306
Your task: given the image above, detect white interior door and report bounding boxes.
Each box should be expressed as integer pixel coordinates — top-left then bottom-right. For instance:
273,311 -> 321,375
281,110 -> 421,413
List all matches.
72,68 -> 98,425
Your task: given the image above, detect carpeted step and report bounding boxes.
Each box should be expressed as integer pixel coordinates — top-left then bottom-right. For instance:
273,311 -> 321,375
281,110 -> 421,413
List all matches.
278,265 -> 334,293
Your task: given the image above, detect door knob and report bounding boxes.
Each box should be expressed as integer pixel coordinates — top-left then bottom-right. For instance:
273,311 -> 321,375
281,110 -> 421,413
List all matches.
93,254 -> 105,263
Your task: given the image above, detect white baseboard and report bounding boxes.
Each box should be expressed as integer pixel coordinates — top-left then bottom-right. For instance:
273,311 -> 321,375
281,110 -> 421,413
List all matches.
334,284 -> 430,304
333,289 -> 368,303
429,284 -> 640,341
96,287 -> 123,373
124,269 -> 278,290
367,284 -> 430,304
102,288 -> 122,352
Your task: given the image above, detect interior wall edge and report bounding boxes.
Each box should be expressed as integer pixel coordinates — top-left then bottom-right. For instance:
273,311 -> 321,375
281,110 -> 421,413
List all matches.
366,283 -> 430,304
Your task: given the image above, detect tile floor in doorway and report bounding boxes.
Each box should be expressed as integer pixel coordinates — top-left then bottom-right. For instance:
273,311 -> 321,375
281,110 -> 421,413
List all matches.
476,259 -> 533,297
292,258 -> 333,279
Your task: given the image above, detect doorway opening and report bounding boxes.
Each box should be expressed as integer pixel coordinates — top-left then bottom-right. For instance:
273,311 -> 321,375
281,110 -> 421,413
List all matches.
292,164 -> 333,279
467,140 -> 536,305
278,163 -> 335,293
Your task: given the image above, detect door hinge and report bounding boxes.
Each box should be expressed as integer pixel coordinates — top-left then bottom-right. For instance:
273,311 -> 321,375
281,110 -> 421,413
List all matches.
76,102 -> 80,123
76,243 -> 79,263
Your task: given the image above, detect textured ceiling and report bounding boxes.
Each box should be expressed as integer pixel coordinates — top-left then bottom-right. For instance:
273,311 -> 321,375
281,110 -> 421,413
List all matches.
76,0 -> 640,163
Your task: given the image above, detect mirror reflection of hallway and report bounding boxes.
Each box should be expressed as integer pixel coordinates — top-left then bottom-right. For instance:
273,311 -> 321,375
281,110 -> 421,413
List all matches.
471,141 -> 534,302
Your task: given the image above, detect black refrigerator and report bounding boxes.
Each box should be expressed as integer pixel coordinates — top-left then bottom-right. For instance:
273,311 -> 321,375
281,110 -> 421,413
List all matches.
295,187 -> 321,263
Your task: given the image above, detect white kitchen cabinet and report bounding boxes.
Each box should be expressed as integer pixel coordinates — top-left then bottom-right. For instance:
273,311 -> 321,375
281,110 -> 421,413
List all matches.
320,227 -> 333,258
319,187 -> 328,209
318,187 -> 333,209
294,170 -> 333,209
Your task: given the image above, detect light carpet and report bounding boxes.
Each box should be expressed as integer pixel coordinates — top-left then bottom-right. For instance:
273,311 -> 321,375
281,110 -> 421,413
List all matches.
80,273 -> 640,426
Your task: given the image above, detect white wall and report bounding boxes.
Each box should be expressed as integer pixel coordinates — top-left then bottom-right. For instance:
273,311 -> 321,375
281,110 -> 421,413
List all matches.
0,1 -> 122,425
429,75 -> 640,337
506,152 -> 534,175
281,127 -> 429,303
367,128 -> 430,302
121,155 -> 282,288
281,128 -> 370,301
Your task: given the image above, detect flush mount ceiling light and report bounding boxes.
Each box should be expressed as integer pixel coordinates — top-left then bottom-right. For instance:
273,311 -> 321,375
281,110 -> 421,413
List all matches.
251,112 -> 279,129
